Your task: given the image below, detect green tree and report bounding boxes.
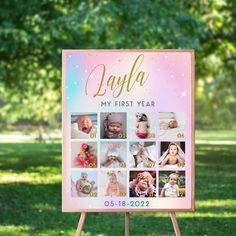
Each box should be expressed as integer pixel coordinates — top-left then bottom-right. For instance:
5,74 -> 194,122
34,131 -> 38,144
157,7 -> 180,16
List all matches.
0,0 -> 235,130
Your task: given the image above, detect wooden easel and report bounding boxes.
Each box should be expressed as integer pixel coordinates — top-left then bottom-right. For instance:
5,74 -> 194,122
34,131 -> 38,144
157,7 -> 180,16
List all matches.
75,212 -> 181,236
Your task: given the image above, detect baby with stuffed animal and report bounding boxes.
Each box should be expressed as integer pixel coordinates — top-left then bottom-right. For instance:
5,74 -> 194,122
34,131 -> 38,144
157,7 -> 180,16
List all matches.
76,172 -> 95,196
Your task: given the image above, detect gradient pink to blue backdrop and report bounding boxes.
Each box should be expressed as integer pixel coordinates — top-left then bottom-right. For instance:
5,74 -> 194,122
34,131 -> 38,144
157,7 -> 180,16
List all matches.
62,50 -> 194,212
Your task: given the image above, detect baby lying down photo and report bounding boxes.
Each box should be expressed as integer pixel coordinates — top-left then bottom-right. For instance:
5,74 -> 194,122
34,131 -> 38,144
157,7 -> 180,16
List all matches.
158,112 -> 185,138
71,113 -> 97,139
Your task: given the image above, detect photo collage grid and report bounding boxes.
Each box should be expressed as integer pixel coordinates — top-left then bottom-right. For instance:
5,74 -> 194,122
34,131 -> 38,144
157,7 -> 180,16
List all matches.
70,112 -> 186,198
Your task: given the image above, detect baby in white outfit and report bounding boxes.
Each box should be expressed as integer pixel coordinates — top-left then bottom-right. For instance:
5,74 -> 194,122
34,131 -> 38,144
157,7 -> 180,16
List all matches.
160,173 -> 179,197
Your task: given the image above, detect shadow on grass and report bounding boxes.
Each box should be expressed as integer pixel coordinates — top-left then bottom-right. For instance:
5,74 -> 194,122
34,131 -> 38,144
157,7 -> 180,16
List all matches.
0,143 -> 61,172
0,143 -> 235,235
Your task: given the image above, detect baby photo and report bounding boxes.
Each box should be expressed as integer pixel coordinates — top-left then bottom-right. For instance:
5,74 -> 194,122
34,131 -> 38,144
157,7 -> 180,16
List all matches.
100,142 -> 126,168
71,171 -> 97,197
159,142 -> 185,169
71,113 -> 97,139
100,170 -> 127,197
100,112 -> 127,139
71,142 -> 97,168
129,142 -> 156,168
128,112 -> 156,139
129,171 -> 156,197
159,171 -> 185,198
158,112 -> 185,139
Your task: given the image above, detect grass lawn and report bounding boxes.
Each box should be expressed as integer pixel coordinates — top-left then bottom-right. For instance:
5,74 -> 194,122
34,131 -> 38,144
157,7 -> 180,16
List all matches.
0,131 -> 235,235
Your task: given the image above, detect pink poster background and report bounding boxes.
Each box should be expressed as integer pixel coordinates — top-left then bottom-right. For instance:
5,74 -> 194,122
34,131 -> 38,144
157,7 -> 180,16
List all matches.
62,50 -> 194,212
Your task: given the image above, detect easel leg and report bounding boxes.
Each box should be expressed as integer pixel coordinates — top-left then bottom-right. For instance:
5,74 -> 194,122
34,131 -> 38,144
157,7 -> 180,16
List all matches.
170,212 -> 181,236
125,212 -> 129,236
75,212 -> 86,236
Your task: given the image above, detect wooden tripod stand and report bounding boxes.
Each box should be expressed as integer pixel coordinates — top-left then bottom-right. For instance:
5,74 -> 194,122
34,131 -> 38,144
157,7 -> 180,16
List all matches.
75,212 -> 181,236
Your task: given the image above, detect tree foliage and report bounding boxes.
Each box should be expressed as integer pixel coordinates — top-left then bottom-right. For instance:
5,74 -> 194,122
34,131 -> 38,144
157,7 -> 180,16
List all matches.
0,0 -> 235,129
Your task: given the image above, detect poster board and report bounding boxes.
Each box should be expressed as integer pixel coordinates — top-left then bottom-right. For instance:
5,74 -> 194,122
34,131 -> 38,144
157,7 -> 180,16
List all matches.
62,50 -> 194,212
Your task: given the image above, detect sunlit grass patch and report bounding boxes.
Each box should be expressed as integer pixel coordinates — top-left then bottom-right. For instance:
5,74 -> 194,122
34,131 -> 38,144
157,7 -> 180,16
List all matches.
178,212 -> 236,218
32,203 -> 58,211
0,168 -> 60,184
196,140 -> 236,145
196,130 -> 236,141
0,225 -> 32,236
196,199 -> 236,207
37,229 -> 76,236
0,171 -> 60,184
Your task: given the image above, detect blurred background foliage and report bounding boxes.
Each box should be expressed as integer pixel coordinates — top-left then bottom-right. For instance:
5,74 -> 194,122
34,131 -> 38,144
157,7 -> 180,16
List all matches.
0,0 -> 235,131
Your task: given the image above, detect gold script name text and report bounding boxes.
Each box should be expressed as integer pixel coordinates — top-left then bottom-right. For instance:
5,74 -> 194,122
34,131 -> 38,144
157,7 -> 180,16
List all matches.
85,54 -> 148,98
